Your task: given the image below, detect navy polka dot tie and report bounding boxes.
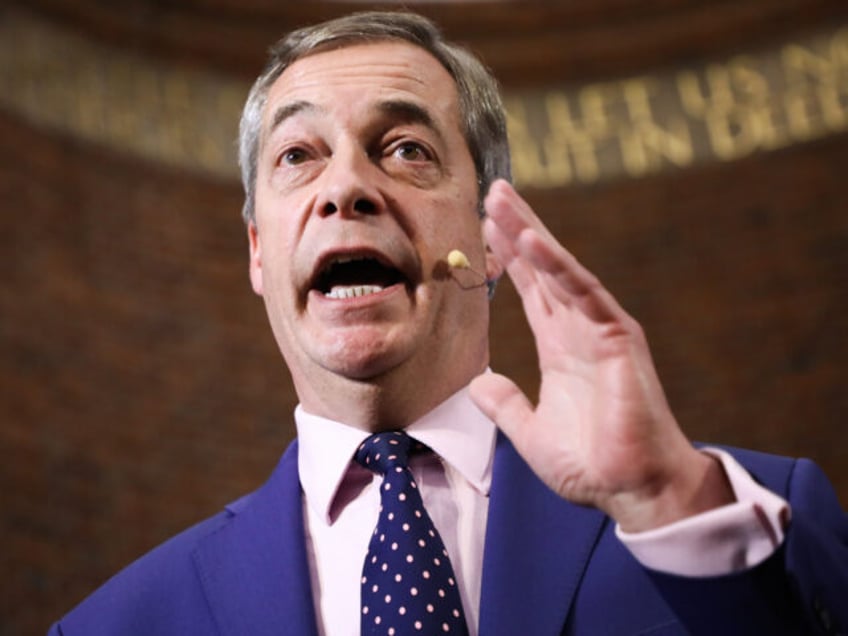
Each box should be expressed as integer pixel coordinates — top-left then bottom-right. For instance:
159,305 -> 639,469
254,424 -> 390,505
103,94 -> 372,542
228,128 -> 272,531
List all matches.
355,431 -> 469,635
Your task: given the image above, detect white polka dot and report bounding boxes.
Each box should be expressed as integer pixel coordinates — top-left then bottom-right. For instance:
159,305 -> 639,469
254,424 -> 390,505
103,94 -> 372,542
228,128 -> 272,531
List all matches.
406,555 -> 414,563
394,573 -> 402,582
380,534 -> 385,542
422,570 -> 430,579
399,606 -> 406,615
384,594 -> 392,603
415,510 -> 422,518
426,604 -> 434,613
371,556 -> 378,564
361,576 -> 367,584
389,629 -> 396,636
372,584 -> 379,593
442,623 -> 450,632
434,557 -> 441,566
375,616 -> 382,625
452,609 -> 460,618
391,542 -> 398,551
410,587 -> 419,596
414,621 -> 422,630
384,483 -> 391,491
381,563 -> 388,572
411,482 -> 417,489
418,539 -> 426,547
448,577 -> 455,586
402,523 -> 410,531
388,513 -> 395,521
429,530 -> 435,537
363,606 -> 369,615
438,589 -> 446,598
399,493 -> 407,501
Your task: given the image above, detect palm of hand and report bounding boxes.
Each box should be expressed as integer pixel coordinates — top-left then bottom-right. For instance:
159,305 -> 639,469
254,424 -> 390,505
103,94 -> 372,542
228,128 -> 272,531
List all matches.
471,181 -> 708,527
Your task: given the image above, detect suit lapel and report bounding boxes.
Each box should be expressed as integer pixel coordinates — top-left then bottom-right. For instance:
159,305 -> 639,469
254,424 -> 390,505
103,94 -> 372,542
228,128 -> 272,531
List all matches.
192,442 -> 318,636
479,434 -> 607,636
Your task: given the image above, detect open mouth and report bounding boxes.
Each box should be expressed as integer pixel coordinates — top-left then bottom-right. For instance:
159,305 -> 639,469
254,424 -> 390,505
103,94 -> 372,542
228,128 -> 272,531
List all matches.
312,255 -> 408,300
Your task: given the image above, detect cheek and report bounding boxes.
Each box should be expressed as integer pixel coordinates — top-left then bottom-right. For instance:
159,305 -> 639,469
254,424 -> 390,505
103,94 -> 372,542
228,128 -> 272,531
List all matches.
432,213 -> 485,262
254,193 -> 312,282
254,226 -> 298,301
422,189 -> 479,240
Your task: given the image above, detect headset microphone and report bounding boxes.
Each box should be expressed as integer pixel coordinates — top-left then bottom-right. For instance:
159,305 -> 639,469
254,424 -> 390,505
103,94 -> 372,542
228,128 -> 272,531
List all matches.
447,249 -> 472,271
446,248 -> 497,298
447,249 -> 488,289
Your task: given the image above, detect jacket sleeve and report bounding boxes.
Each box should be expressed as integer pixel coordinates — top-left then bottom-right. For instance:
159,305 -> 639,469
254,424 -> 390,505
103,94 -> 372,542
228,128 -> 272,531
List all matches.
645,457 -> 848,636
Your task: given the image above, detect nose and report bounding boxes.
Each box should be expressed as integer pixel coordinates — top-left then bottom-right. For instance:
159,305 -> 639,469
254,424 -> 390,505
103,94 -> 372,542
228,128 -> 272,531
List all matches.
317,149 -> 382,217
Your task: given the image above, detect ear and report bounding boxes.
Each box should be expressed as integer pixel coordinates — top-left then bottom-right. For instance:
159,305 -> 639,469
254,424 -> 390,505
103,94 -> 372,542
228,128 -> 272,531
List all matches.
247,221 -> 263,295
482,232 -> 504,285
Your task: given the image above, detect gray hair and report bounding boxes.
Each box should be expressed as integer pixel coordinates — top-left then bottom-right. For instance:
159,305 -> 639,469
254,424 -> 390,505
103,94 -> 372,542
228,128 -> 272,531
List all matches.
237,11 -> 511,224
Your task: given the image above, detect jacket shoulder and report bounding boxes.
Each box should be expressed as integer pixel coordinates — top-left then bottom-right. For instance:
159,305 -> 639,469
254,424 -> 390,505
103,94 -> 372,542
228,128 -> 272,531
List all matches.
50,443 -> 302,636
52,508 -> 238,636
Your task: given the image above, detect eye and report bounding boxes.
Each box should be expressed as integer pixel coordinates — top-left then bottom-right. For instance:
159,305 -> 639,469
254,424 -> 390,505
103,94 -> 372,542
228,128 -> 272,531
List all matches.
392,141 -> 431,162
279,147 -> 310,166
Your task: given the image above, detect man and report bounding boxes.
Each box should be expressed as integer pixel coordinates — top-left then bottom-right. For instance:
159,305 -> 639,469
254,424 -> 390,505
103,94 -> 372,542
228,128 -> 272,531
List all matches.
50,11 -> 847,636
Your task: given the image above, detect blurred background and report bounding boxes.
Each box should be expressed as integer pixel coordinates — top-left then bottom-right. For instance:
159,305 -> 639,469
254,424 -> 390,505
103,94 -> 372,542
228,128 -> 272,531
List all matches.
2,1 -> 847,633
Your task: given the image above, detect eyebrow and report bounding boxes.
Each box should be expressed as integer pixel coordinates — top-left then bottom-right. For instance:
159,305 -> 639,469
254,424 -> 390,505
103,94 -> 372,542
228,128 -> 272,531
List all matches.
377,99 -> 437,131
264,98 -> 444,143
267,100 -> 321,136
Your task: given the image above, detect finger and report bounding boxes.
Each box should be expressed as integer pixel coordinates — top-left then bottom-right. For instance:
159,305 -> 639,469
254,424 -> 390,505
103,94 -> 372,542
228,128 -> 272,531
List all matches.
517,229 -> 625,323
485,181 -> 629,324
483,183 -> 563,318
485,180 -> 593,304
469,372 -> 535,442
483,215 -> 540,297
484,180 -> 557,246
485,219 -> 564,328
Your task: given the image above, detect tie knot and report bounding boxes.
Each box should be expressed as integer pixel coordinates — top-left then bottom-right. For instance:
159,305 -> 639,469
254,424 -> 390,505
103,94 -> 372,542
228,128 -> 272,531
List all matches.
354,431 -> 422,475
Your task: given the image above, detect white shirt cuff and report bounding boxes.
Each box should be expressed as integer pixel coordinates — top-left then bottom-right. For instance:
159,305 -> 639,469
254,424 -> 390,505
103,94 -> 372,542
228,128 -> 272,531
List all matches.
616,447 -> 791,577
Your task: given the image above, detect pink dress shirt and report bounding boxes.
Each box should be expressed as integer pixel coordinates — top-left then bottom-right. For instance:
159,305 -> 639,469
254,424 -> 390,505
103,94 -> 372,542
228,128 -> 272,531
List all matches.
295,384 -> 788,636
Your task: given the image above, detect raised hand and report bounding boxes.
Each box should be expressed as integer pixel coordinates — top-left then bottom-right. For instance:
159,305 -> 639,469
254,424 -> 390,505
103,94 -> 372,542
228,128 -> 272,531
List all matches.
470,180 -> 732,532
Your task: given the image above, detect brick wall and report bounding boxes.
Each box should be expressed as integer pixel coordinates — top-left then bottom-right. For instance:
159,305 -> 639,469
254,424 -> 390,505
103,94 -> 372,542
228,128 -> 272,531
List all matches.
2,3 -> 847,634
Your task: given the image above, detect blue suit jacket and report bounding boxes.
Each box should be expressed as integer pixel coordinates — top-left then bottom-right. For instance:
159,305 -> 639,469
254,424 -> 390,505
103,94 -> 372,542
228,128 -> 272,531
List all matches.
50,436 -> 848,635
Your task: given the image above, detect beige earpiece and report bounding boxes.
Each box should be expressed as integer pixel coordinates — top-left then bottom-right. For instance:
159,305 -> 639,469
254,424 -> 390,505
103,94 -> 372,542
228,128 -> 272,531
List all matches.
446,248 -> 487,290
447,249 -> 471,270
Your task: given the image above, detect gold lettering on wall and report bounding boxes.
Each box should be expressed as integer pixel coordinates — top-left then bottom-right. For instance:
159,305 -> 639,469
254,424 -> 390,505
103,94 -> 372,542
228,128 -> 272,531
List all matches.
0,8 -> 846,187
0,9 -> 245,180
509,27 -> 848,188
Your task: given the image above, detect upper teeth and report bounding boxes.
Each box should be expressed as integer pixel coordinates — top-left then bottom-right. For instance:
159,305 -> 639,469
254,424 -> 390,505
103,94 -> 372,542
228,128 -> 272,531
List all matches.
325,285 -> 384,299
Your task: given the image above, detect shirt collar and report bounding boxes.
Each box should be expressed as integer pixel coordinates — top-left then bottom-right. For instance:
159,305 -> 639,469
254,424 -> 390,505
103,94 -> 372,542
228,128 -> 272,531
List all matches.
295,382 -> 497,525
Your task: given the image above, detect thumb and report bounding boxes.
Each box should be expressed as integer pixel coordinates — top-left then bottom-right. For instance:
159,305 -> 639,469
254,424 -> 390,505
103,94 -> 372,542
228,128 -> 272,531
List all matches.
469,372 -> 534,441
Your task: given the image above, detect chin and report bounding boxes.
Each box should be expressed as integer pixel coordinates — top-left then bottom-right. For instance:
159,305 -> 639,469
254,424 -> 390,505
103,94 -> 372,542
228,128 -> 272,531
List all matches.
311,328 -> 412,382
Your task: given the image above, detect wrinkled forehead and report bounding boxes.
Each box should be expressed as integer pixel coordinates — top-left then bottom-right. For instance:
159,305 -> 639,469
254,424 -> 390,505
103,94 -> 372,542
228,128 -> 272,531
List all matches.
261,41 -> 464,137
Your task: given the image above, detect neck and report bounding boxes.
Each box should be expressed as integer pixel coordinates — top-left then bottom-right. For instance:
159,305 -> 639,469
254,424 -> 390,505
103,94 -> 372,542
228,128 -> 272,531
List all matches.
293,356 -> 488,431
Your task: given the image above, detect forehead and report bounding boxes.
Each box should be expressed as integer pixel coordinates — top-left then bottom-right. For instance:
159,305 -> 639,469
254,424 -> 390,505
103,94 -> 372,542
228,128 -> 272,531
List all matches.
263,41 -> 462,130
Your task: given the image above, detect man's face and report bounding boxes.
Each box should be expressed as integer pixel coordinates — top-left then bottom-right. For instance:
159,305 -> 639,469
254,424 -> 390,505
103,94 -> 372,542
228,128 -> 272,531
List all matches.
248,41 -> 498,414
